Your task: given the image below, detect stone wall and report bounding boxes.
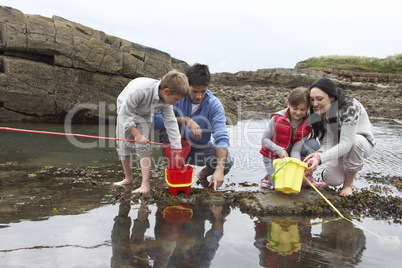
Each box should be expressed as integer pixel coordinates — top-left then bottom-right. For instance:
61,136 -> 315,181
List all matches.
0,6 -> 188,122
1,5 -> 401,125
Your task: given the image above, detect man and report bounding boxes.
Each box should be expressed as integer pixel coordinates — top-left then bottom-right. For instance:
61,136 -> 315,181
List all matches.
154,63 -> 233,191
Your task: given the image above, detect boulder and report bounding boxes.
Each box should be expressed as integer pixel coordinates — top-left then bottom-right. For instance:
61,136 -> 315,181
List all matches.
0,5 -> 400,124
0,6 -> 188,122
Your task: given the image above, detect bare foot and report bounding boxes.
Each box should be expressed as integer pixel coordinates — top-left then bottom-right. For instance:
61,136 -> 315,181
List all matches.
131,186 -> 150,194
114,178 -> 133,186
339,185 -> 353,197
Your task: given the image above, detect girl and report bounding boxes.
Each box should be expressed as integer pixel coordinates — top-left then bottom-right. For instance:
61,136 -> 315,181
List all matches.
260,87 -> 325,189
304,78 -> 375,197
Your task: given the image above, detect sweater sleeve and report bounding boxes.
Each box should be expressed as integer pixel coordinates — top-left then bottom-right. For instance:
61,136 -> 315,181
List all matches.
210,100 -> 230,150
117,89 -> 146,132
160,105 -> 181,149
261,117 -> 286,156
290,136 -> 309,160
319,101 -> 360,164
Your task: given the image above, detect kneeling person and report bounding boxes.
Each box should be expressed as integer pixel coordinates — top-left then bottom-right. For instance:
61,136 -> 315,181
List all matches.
154,64 -> 233,191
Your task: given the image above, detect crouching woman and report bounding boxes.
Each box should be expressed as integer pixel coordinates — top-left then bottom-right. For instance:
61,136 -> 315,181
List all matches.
304,78 -> 375,197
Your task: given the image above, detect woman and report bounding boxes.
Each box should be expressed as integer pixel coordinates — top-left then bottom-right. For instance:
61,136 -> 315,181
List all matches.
304,78 -> 375,197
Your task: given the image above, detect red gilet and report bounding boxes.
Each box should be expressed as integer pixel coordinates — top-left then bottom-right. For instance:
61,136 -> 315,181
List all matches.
260,110 -> 311,159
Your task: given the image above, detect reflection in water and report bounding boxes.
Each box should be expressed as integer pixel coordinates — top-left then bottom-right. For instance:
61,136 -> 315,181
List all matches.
111,186 -> 150,267
254,217 -> 366,267
110,186 -> 230,267
0,122 -> 399,267
317,219 -> 366,266
254,218 -> 314,267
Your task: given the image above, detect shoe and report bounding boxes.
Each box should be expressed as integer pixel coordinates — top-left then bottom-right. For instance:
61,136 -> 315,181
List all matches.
261,173 -> 272,189
313,170 -> 328,189
302,172 -> 328,189
312,181 -> 328,189
302,172 -> 314,186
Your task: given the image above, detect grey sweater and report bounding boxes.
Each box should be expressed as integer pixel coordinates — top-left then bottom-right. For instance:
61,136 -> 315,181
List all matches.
319,98 -> 375,164
116,77 -> 181,148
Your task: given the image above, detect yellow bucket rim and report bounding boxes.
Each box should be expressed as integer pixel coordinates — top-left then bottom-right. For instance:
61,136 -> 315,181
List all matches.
164,168 -> 195,188
273,157 -> 308,168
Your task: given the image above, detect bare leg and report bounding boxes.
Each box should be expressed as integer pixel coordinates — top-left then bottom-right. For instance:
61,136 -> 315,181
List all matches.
339,170 -> 357,197
114,155 -> 133,186
132,156 -> 151,194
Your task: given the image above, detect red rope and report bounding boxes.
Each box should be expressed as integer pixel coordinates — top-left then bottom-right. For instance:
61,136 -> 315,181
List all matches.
0,127 -> 163,145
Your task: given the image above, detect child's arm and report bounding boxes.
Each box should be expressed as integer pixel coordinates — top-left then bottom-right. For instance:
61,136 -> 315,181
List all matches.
117,88 -> 146,132
177,117 -> 202,140
261,118 -> 286,156
290,136 -> 309,159
130,126 -> 148,144
160,105 -> 182,149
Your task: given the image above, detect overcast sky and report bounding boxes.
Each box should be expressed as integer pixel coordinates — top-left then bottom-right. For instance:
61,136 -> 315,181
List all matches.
2,0 -> 401,73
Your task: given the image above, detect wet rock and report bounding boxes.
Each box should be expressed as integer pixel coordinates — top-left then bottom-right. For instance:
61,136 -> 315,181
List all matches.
1,162 -> 401,226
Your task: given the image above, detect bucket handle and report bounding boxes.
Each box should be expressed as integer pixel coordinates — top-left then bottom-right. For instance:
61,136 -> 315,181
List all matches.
271,159 -> 292,181
164,168 -> 195,188
163,205 -> 194,219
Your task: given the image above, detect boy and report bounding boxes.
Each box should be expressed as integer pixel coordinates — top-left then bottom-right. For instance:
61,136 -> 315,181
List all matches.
114,70 -> 189,193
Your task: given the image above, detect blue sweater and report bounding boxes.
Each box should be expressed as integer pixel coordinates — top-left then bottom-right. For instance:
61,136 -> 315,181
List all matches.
153,90 -> 230,150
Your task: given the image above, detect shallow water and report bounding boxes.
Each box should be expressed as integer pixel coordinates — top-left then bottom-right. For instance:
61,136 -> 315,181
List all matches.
1,121 -> 401,184
1,202 -> 401,267
0,121 -> 401,267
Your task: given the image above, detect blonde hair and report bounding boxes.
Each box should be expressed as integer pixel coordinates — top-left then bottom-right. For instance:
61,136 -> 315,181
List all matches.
159,70 -> 189,96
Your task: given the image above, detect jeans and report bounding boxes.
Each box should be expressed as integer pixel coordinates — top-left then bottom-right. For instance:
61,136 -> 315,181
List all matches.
158,129 -> 234,175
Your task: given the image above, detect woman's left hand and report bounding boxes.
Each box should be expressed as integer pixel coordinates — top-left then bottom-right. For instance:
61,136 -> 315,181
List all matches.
305,156 -> 319,173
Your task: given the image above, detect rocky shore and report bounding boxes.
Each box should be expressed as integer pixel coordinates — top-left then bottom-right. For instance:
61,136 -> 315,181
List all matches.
210,68 -> 402,125
1,164 -> 401,226
0,6 -> 401,225
1,6 -> 401,124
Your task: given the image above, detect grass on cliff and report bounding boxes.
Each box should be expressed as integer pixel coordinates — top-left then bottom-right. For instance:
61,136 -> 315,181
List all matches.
298,54 -> 402,73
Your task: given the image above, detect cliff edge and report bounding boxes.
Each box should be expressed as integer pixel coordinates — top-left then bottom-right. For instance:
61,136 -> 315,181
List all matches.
1,6 -> 400,124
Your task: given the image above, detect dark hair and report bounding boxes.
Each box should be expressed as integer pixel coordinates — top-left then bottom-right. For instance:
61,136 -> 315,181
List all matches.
308,78 -> 351,140
186,63 -> 210,86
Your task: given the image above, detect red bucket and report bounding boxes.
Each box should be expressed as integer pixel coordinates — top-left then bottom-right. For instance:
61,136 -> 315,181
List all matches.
163,204 -> 193,223
163,140 -> 191,169
165,166 -> 195,195
161,204 -> 193,242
